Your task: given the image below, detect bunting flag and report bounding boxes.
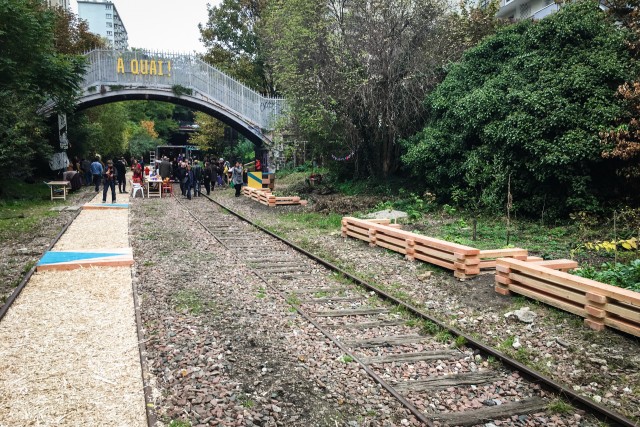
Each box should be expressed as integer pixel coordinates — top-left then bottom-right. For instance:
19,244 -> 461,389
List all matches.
331,151 -> 355,161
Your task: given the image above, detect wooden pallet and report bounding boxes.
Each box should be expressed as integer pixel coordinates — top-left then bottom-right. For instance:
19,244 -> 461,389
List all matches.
495,258 -> 640,337
242,187 -> 306,207
341,217 -> 480,279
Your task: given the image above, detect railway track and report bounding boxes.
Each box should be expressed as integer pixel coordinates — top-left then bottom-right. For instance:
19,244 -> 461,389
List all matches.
174,193 -> 637,427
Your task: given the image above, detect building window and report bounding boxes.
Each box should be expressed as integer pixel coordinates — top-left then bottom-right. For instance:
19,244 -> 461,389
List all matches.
106,22 -> 112,27
106,31 -> 112,35
105,4 -> 112,9
106,13 -> 112,19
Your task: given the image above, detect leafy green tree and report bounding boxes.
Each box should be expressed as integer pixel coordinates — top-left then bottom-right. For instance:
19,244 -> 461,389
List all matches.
191,112 -> 226,153
199,0 -> 276,95
0,0 -> 86,180
263,0 -> 501,178
125,101 -> 178,141
52,6 -> 106,54
83,103 -> 128,159
402,1 -> 635,217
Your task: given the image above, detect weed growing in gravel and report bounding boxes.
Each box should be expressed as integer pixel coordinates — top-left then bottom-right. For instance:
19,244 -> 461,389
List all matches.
499,336 -> 515,351
547,398 -> 572,414
514,347 -> 532,363
173,290 -> 204,315
21,260 -> 36,275
239,394 -> 255,408
454,335 -> 467,348
405,319 -> 418,327
168,420 -> 191,427
142,261 -> 155,267
435,330 -> 453,343
339,354 -> 354,363
286,294 -> 301,306
256,287 -> 266,299
313,291 -> 330,298
420,320 -> 442,335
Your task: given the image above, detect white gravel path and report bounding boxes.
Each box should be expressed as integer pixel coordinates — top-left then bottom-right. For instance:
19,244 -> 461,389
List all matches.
0,187 -> 146,426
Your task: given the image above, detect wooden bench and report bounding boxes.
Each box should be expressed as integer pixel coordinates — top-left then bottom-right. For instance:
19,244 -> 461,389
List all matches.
495,258 -> 640,337
342,217 -> 481,279
243,187 -> 306,207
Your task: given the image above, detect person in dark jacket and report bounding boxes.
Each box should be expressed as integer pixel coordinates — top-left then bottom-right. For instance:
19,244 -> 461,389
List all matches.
159,157 -> 172,181
184,164 -> 195,200
115,157 -> 127,193
203,161 -> 213,195
192,160 -> 203,197
177,161 -> 187,196
102,161 -> 117,203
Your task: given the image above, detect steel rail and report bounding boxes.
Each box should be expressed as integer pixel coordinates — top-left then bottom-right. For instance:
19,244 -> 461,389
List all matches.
202,194 -> 638,427
175,196 -> 433,425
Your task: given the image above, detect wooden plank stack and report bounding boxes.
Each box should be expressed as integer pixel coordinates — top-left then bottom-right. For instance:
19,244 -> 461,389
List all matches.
242,186 -> 307,207
495,258 -> 640,337
342,217 -> 481,279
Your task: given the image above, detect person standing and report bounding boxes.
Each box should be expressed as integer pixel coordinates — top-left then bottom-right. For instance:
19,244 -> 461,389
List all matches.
159,156 -> 172,181
90,156 -> 103,192
177,161 -> 187,196
102,160 -> 117,203
184,163 -> 195,200
230,160 -> 244,197
80,158 -> 92,186
203,161 -> 212,195
192,160 -> 203,197
115,157 -> 127,193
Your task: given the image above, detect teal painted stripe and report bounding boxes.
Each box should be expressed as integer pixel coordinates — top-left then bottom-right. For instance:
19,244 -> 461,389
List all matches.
248,172 -> 261,182
86,203 -> 129,208
38,251 -> 124,266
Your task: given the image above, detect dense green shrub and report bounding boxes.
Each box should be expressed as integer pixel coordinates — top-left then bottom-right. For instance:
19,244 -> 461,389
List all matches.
402,1 -> 636,217
574,260 -> 640,292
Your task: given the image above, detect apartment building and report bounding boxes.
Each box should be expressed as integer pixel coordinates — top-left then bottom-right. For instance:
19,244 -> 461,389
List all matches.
77,0 -> 128,50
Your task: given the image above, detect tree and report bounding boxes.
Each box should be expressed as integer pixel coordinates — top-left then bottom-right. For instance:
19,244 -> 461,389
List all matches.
263,0 -> 502,178
598,0 -> 640,192
199,0 -> 276,95
402,1 -> 635,217
83,103 -> 128,159
0,0 -> 86,180
191,112 -> 226,153
52,6 -> 106,54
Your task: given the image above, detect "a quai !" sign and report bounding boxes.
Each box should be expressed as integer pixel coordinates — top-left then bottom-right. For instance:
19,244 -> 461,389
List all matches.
116,57 -> 172,76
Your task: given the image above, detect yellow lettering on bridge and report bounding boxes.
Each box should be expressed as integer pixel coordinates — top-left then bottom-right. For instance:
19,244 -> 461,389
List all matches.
116,58 -> 172,77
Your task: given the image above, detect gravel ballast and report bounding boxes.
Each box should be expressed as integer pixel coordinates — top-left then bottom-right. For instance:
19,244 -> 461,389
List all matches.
210,188 -> 640,423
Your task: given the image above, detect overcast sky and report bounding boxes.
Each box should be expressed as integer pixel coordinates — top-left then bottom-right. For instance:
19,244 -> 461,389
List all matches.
71,0 -> 220,52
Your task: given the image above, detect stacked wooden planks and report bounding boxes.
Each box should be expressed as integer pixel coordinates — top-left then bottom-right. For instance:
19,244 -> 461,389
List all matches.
341,217 -> 481,279
242,186 -> 307,207
495,258 -> 640,337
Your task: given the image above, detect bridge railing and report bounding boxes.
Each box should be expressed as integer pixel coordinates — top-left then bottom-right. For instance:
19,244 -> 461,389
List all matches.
83,50 -> 285,130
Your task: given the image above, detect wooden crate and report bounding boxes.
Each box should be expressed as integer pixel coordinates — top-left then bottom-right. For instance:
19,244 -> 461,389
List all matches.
341,217 -> 480,278
495,258 -> 640,337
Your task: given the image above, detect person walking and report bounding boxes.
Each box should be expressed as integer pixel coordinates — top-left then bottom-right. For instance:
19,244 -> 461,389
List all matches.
184,163 -> 195,200
102,160 -> 117,203
90,156 -> 103,192
203,161 -> 212,195
115,157 -> 127,193
193,160 -> 203,197
230,160 -> 244,197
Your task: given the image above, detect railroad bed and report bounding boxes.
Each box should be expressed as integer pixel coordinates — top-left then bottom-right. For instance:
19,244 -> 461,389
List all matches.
137,193 -> 627,427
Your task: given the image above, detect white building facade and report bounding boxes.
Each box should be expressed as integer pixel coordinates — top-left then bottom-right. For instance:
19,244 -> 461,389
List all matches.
46,0 -> 70,9
77,0 -> 128,50
490,0 -> 560,20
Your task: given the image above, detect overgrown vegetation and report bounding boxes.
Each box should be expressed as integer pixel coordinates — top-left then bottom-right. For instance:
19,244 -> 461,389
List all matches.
402,1 -> 636,218
574,260 -> 640,292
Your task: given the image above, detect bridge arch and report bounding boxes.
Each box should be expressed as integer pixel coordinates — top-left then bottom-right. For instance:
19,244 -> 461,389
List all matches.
42,50 -> 286,152
75,88 -> 272,148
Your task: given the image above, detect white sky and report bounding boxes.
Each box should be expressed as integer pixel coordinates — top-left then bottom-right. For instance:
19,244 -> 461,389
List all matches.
71,0 -> 221,53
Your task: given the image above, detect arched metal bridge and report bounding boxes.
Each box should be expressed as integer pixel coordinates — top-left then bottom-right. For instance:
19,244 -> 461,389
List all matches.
43,50 -> 286,147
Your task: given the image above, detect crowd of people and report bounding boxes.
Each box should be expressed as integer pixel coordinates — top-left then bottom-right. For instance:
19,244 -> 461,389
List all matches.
64,154 -> 246,203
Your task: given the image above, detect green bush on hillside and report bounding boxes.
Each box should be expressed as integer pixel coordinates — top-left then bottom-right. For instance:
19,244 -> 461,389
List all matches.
402,1 -> 636,218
